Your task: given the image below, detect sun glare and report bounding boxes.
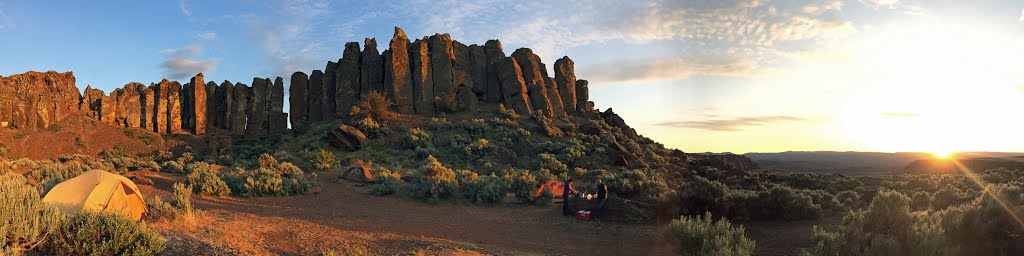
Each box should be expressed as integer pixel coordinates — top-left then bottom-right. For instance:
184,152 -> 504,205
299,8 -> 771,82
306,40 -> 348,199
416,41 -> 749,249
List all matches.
932,151 -> 952,159
837,21 -> 1024,154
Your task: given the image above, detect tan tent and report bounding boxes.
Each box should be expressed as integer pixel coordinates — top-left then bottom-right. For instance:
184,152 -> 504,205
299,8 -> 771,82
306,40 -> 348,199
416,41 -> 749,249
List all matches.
42,169 -> 148,220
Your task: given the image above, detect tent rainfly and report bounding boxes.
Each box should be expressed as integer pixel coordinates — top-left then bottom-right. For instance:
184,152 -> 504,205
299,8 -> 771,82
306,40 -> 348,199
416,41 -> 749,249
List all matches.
42,169 -> 148,220
534,180 -> 567,203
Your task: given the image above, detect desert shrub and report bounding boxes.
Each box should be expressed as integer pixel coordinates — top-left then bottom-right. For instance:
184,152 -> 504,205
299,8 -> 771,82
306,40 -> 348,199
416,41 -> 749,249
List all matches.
679,176 -> 730,215
220,158 -> 316,198
802,189 -> 962,256
502,168 -> 538,203
356,90 -> 393,119
369,169 -> 402,196
47,212 -> 165,256
161,161 -> 185,173
538,153 -> 568,174
750,186 -> 823,220
803,189 -> 841,212
835,190 -> 863,210
122,128 -> 160,146
463,139 -> 491,157
187,168 -> 231,196
496,103 -> 520,119
312,149 -> 337,171
184,161 -> 211,174
930,184 -> 967,210
0,143 -> 9,159
462,173 -> 507,204
355,117 -> 388,137
403,156 -> 459,202
936,184 -> 1024,255
0,173 -> 61,254
910,191 -> 932,211
662,212 -> 756,256
147,183 -> 200,226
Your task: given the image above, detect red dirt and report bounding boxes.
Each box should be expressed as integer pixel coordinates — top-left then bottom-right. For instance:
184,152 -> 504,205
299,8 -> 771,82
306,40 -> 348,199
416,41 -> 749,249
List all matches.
0,116 -> 164,159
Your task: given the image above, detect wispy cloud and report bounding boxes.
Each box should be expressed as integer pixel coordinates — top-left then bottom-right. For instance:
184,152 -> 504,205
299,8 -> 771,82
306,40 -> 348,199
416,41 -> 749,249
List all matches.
179,0 -> 192,16
858,0 -> 901,9
656,116 -> 806,131
196,31 -> 216,40
0,1 -> 9,30
581,56 -> 757,83
159,45 -> 216,80
399,0 -> 857,84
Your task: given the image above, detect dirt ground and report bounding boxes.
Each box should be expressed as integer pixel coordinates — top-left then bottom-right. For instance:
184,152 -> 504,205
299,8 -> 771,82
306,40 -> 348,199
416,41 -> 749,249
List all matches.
138,171 -> 825,255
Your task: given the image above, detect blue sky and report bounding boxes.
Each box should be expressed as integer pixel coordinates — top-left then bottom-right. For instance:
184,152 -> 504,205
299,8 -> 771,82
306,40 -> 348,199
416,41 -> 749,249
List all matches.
1,0 -> 1023,153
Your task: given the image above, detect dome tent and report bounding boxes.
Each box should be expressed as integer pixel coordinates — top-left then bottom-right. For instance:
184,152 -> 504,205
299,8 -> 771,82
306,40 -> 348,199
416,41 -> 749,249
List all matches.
42,169 -> 148,220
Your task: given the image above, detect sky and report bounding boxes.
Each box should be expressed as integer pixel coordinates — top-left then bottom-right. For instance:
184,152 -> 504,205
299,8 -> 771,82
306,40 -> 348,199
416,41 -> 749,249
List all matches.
1,0 -> 1023,154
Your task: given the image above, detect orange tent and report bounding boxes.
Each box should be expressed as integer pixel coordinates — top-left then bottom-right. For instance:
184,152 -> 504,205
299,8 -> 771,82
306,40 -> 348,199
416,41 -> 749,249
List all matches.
533,180 -> 567,203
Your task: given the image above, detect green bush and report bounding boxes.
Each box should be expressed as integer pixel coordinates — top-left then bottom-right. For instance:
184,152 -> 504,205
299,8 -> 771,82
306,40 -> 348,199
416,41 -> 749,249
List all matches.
355,117 -> 388,137
662,212 -> 756,256
403,128 -> 433,150
403,155 -> 458,202
312,149 -> 337,171
48,212 -> 165,256
369,169 -> 402,196
502,168 -> 538,203
910,191 -> 932,211
187,168 -> 231,196
462,174 -> 507,204
221,155 -> 317,197
497,103 -> 520,119
356,90 -> 394,119
161,161 -> 184,173
750,186 -> 823,220
538,153 -> 568,174
1,173 -> 61,254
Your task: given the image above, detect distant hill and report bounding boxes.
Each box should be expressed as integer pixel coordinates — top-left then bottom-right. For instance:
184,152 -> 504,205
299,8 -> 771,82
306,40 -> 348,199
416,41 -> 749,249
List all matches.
903,156 -> 1024,174
744,151 -> 1024,175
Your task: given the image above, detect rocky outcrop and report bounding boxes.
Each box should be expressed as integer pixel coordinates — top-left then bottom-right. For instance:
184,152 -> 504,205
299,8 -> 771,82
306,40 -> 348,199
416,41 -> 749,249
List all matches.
308,70 -> 325,122
511,48 -> 555,117
0,71 -> 80,131
429,34 -> 456,111
327,125 -> 368,151
289,72 -> 309,129
183,74 -> 206,135
360,38 -> 384,96
336,42 -> 361,112
409,39 -> 434,115
229,82 -> 249,135
1,27 -> 599,137
384,27 -> 414,114
497,57 -> 532,115
554,57 -> 577,115
601,108 -> 637,138
483,40 -> 505,103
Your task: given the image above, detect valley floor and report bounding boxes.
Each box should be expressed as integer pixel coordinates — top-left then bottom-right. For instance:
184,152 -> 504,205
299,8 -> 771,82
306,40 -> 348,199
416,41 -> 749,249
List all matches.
138,171 -> 824,255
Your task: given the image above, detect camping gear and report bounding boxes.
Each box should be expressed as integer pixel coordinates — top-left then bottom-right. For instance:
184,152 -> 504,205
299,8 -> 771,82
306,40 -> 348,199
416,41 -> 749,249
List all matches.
577,210 -> 592,221
42,169 -> 148,220
533,180 -> 567,203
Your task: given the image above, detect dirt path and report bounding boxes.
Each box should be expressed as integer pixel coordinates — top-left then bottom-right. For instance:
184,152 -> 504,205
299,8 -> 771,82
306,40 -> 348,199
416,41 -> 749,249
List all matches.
140,172 -> 666,255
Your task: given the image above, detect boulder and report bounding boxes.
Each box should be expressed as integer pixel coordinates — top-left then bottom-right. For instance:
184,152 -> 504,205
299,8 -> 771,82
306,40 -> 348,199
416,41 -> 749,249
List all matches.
336,42 -> 361,112
229,82 -> 249,135
384,27 -> 413,114
497,57 -> 532,115
483,40 -> 506,103
360,38 -> 384,96
341,166 -> 375,183
429,34 -> 456,111
269,77 -> 287,134
409,39 -> 435,115
511,48 -> 554,117
308,70 -> 325,122
327,125 -> 368,151
289,72 -> 309,129
554,56 -> 577,115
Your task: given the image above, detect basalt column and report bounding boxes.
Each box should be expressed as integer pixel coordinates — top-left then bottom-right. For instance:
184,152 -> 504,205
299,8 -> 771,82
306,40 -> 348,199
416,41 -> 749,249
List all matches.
361,38 -> 384,96
269,77 -> 287,134
511,48 -> 556,117
229,83 -> 249,135
384,27 -> 413,114
289,71 -> 309,129
335,42 -> 361,113
409,39 -> 434,115
428,34 -> 456,112
554,57 -> 577,115
184,73 -> 206,135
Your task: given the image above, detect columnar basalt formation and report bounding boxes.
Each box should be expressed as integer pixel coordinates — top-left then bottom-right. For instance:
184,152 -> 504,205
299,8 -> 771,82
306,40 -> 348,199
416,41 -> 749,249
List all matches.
384,27 -> 413,114
360,38 -> 384,96
1,27 -> 596,137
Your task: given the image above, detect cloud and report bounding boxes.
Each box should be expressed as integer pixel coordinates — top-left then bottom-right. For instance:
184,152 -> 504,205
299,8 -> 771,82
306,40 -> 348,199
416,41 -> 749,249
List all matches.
1020,8 -> 1023,22
196,31 -> 216,40
655,116 -> 806,131
858,0 -> 900,9
0,2 -> 8,30
581,56 -> 758,83
159,45 -> 216,80
179,0 -> 191,16
399,0 -> 857,84
880,112 -> 917,118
